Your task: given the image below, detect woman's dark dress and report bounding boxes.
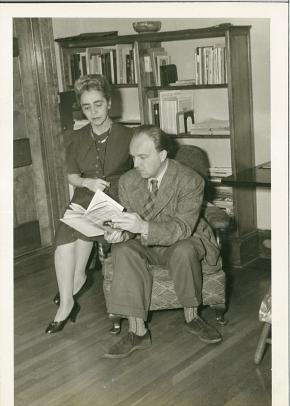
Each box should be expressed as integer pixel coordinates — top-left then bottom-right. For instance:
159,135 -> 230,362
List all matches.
55,122 -> 133,246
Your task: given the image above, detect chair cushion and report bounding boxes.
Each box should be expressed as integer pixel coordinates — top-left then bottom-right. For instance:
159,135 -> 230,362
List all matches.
102,257 -> 226,312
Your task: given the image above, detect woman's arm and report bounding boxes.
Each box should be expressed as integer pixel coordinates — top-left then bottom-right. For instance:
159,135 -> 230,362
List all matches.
68,174 -> 110,193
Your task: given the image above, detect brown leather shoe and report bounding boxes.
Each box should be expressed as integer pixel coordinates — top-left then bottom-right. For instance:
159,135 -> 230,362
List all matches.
103,331 -> 151,359
186,315 -> 222,344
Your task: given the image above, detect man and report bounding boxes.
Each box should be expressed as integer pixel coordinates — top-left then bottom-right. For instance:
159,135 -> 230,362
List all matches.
103,125 -> 224,359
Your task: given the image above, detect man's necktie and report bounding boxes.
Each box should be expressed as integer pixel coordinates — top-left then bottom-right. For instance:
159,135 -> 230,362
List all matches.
143,179 -> 158,221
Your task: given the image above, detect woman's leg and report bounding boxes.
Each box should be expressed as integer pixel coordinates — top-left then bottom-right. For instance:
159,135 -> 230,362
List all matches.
54,242 -> 76,322
73,239 -> 94,294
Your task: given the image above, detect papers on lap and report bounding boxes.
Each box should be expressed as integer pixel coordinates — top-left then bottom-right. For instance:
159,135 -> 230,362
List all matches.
60,189 -> 124,237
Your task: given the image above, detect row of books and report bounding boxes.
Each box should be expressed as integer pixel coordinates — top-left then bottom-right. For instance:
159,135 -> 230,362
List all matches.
148,90 -> 194,134
193,46 -> 227,85
144,45 -> 227,87
66,45 -> 137,86
143,47 -> 171,86
208,166 -> 232,182
147,90 -> 230,136
207,169 -> 234,216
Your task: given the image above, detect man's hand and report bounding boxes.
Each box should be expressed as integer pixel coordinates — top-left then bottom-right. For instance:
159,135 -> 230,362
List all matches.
111,213 -> 148,235
104,229 -> 126,244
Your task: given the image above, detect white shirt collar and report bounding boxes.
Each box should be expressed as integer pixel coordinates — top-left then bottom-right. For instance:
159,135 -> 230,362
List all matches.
148,159 -> 168,190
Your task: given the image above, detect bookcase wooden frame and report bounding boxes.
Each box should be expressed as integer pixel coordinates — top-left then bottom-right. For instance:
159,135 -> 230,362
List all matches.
56,24 -> 257,267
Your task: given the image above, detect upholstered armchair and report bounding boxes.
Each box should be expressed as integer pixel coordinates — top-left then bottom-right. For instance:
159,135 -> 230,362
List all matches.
101,145 -> 231,334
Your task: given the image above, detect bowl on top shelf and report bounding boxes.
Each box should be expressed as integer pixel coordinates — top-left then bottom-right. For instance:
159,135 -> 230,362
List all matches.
132,21 -> 162,33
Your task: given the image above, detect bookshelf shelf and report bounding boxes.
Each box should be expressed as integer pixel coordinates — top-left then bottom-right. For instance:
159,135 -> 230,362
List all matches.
56,22 -> 257,266
173,134 -> 230,139
145,84 -> 228,91
112,84 -> 138,88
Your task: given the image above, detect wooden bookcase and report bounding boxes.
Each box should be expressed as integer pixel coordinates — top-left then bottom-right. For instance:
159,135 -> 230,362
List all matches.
56,24 -> 257,266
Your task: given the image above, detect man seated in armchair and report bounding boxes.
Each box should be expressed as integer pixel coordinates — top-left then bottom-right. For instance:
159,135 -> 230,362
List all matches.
103,125 -> 224,359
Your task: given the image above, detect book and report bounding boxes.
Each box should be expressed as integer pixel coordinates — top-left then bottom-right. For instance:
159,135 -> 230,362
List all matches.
159,90 -> 194,134
148,97 -> 159,124
156,54 -> 171,86
176,110 -> 195,134
60,189 -> 124,237
146,47 -> 166,85
86,46 -> 118,83
194,45 -> 227,85
115,44 -> 132,84
169,79 -> 196,86
143,55 -> 154,86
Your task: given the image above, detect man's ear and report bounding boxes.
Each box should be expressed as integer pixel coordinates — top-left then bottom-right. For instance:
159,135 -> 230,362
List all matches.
108,98 -> 112,110
160,150 -> 167,162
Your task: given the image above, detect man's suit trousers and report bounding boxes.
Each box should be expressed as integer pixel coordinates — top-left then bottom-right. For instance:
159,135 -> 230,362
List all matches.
107,238 -> 205,320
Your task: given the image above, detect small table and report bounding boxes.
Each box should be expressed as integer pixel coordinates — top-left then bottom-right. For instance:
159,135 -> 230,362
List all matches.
222,163 -> 271,364
221,162 -> 271,188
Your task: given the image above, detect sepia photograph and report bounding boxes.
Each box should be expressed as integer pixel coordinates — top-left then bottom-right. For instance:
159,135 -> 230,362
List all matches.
0,2 -> 288,406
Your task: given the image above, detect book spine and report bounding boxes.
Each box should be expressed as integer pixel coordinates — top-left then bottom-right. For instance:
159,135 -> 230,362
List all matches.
129,49 -> 135,84
67,54 -> 73,85
126,54 -> 131,84
73,54 -> 81,81
81,55 -> 87,76
154,103 -> 160,127
109,50 -> 115,84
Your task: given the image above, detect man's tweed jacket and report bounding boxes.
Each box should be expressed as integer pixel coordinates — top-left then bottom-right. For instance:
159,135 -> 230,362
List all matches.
119,158 -> 222,274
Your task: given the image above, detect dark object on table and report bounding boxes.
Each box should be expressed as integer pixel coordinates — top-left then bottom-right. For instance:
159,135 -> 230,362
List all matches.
222,162 -> 271,188
160,64 -> 178,86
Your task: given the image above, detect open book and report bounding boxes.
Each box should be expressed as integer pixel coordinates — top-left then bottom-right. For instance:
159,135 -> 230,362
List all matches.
60,189 -> 124,237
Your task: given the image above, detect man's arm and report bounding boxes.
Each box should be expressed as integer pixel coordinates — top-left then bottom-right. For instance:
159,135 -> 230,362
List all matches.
115,171 -> 205,246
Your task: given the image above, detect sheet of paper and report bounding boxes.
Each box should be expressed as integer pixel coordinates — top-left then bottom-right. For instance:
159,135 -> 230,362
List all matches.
87,189 -> 123,212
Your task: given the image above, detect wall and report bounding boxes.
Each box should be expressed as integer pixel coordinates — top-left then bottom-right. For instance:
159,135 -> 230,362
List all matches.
52,18 -> 271,229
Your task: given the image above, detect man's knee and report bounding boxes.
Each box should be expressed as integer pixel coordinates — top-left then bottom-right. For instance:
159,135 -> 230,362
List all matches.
111,239 -> 145,263
168,239 -> 203,263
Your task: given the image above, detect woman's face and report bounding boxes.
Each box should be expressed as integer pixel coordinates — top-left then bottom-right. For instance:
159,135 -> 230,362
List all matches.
80,89 -> 111,128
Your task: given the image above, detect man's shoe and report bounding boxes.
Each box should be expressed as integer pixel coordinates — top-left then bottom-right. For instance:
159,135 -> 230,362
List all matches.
103,331 -> 151,359
186,315 -> 222,344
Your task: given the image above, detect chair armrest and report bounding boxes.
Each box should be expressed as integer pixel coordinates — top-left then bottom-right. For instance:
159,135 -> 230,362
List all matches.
204,206 -> 231,230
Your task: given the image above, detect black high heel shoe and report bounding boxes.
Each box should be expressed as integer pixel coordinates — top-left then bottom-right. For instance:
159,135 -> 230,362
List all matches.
53,277 -> 90,305
45,302 -> 80,334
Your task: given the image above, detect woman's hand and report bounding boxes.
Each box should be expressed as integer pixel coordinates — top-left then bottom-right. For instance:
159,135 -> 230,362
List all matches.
68,174 -> 110,192
83,178 -> 110,193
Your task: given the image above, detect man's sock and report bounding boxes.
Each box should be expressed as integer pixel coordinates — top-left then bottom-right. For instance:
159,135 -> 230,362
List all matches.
184,307 -> 199,323
128,317 -> 147,336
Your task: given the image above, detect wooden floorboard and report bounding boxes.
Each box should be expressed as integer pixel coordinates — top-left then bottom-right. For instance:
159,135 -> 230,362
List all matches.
14,255 -> 271,406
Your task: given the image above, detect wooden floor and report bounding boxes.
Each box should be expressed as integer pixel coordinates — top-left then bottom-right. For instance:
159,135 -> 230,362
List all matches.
14,253 -> 271,406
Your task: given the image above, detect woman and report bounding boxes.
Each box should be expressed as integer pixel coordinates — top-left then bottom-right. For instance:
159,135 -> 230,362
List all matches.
46,74 -> 133,334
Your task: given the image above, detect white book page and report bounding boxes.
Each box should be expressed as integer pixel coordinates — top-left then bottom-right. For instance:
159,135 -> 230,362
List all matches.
87,189 -> 123,212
